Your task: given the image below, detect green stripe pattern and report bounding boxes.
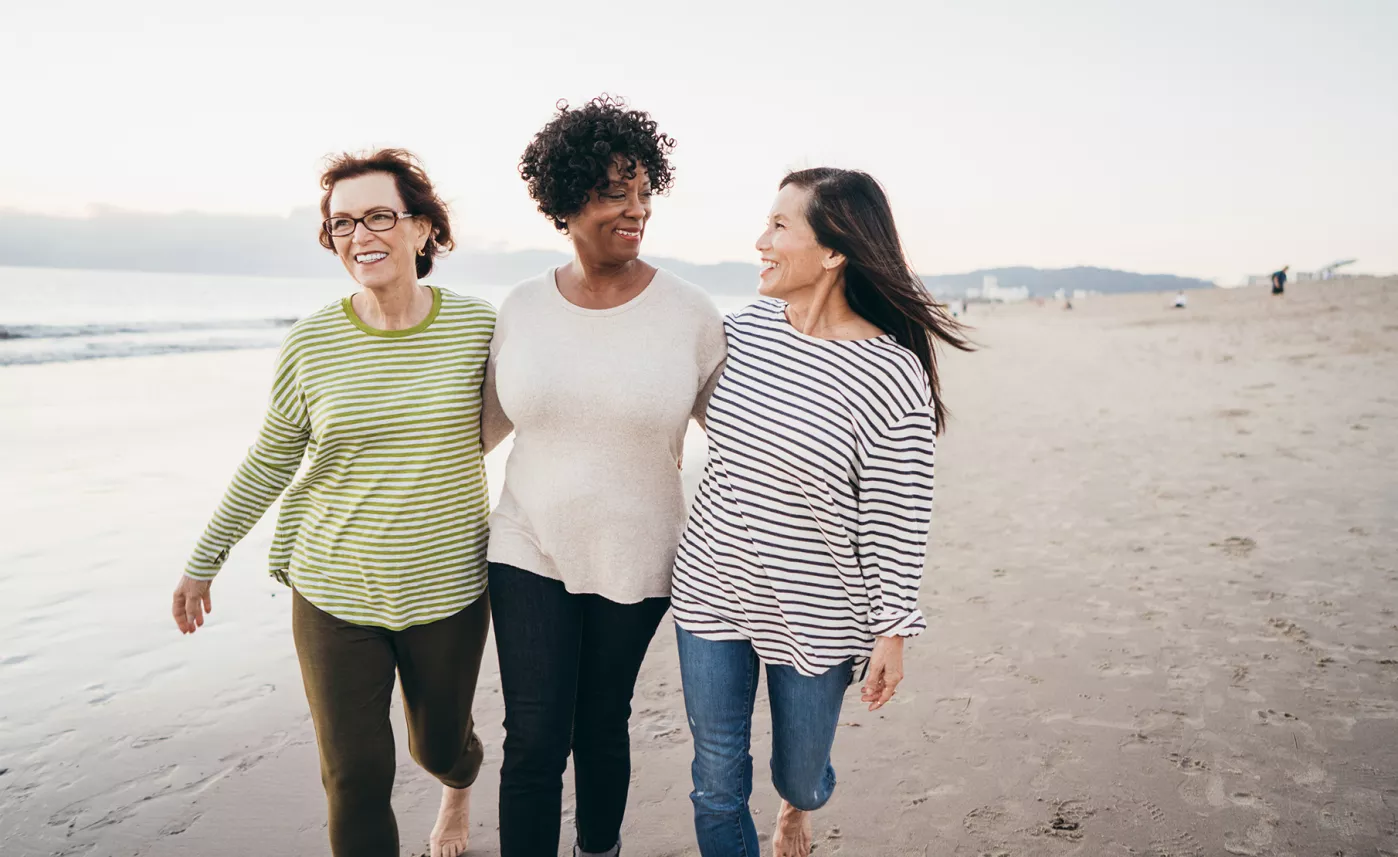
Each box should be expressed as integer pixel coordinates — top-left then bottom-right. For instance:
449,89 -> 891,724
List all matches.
185,287 -> 495,630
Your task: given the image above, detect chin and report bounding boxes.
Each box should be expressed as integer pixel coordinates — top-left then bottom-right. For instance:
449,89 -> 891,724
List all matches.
757,275 -> 792,299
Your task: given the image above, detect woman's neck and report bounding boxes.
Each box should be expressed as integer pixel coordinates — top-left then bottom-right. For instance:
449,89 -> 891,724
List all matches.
784,274 -> 872,340
354,279 -> 431,330
567,254 -> 651,293
557,253 -> 655,310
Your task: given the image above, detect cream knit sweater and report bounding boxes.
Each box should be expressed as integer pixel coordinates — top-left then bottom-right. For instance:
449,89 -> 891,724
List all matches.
482,268 -> 727,603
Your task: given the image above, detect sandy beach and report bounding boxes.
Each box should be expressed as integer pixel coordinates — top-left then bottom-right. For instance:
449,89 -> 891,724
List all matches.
2,277 -> 1395,857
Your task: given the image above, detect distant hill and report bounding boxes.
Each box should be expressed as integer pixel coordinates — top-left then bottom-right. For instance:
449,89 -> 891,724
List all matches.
0,208 -> 1213,296
922,267 -> 1215,297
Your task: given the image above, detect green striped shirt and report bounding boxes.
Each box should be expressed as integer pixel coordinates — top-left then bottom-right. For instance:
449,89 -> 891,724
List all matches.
185,286 -> 495,630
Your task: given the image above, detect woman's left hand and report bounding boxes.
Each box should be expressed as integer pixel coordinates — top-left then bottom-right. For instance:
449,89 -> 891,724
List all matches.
861,635 -> 905,711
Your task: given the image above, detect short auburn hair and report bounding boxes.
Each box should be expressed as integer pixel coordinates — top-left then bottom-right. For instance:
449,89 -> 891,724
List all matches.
317,148 -> 454,279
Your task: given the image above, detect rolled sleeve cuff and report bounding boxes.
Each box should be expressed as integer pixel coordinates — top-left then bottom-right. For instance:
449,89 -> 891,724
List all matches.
870,608 -> 926,638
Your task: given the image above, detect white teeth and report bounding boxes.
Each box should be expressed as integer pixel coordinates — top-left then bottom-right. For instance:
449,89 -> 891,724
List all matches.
355,252 -> 387,263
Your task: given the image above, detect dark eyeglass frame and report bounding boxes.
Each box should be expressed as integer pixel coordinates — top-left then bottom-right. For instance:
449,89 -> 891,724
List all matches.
322,209 -> 417,238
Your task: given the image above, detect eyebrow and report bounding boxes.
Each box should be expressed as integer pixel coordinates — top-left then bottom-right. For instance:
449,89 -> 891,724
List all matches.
327,205 -> 396,217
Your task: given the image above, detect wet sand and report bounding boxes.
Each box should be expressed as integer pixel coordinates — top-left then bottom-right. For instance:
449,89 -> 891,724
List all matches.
2,278 -> 1396,856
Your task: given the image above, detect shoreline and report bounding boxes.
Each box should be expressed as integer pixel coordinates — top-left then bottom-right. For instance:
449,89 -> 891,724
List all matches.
2,280 -> 1395,856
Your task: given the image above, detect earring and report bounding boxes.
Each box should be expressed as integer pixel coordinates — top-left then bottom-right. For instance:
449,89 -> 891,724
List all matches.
417,246 -> 426,256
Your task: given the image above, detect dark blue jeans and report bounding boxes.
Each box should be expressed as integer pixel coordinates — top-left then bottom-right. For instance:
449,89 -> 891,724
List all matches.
675,626 -> 852,857
490,562 -> 670,857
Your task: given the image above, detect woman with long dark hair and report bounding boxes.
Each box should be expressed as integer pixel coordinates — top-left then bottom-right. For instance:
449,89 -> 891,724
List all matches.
670,168 -> 969,857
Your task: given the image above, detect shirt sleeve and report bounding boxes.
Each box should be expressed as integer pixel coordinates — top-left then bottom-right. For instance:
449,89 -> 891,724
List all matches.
184,343 -> 311,580
481,351 -> 514,455
692,302 -> 729,427
855,405 -> 936,637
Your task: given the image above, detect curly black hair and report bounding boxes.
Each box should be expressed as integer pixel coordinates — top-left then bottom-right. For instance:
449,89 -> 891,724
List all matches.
519,94 -> 677,233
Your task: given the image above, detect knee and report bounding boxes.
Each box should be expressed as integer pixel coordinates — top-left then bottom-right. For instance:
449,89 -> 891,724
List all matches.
412,740 -> 467,780
690,746 -> 751,809
572,707 -> 631,754
772,764 -> 834,812
322,751 -> 395,808
501,719 -> 571,777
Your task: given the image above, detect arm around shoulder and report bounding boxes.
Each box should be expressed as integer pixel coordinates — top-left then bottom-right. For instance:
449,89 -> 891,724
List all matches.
691,296 -> 729,427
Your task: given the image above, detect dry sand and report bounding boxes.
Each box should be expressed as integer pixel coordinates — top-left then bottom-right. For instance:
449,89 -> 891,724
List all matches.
1,277 -> 1395,856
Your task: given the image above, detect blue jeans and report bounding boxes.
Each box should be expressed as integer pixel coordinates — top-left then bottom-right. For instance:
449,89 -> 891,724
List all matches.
675,626 -> 852,857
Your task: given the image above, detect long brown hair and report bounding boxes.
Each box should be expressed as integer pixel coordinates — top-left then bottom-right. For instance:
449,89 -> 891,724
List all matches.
781,168 -> 972,433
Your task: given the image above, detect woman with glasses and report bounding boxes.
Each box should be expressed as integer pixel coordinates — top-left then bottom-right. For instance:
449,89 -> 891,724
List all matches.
170,148 -> 493,857
476,96 -> 726,857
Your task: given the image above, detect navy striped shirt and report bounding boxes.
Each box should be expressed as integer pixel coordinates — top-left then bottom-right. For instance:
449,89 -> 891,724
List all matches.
672,299 -> 935,676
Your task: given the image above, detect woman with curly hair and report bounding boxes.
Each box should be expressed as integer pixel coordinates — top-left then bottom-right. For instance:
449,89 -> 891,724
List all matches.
172,149 -> 494,857
475,96 -> 726,857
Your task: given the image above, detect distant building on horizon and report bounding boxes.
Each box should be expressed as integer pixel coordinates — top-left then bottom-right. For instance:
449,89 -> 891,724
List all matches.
967,274 -> 1030,303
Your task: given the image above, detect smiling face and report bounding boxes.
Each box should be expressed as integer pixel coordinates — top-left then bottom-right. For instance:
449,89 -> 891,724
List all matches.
326,172 -> 430,289
756,183 -> 843,299
565,159 -> 652,265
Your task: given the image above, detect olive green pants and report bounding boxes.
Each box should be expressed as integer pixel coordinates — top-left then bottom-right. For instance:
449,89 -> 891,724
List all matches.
292,589 -> 490,857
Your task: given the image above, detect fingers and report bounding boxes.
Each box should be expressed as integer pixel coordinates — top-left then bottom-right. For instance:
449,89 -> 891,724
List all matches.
186,592 -> 205,633
172,582 -> 208,634
172,592 -> 190,634
874,669 -> 903,710
862,664 -> 904,711
860,662 -> 883,704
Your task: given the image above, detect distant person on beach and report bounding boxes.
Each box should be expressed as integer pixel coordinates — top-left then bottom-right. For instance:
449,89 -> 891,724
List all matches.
478,96 -> 725,857
171,149 -> 491,857
1174,290 -> 1188,308
670,169 -> 970,857
1272,265 -> 1289,295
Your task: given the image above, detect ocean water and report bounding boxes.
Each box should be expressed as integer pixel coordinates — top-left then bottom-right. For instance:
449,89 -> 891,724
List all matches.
0,266 -> 514,366
0,264 -> 754,854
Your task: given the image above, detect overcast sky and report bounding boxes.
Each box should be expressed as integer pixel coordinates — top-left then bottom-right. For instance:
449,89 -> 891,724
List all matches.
4,0 -> 1395,281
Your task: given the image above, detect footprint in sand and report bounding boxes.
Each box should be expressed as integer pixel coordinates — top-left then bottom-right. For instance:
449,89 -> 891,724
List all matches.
1039,798 -> 1093,840
962,804 -> 1012,838
1250,708 -> 1298,725
1149,829 -> 1206,857
1211,536 -> 1256,557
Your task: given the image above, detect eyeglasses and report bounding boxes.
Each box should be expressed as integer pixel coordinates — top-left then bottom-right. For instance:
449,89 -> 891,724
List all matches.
322,209 -> 416,238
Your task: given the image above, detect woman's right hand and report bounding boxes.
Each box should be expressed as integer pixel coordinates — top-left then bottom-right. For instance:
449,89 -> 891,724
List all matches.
172,575 -> 213,634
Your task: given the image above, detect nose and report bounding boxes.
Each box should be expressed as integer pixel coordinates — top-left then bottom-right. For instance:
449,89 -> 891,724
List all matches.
351,220 -> 375,243
624,192 -> 647,221
755,227 -> 772,252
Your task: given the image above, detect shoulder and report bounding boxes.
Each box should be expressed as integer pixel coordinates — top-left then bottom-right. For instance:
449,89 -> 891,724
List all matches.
497,269 -> 555,316
858,338 -> 933,413
435,287 -> 497,322
726,297 -> 781,327
651,269 -> 724,327
281,299 -> 347,351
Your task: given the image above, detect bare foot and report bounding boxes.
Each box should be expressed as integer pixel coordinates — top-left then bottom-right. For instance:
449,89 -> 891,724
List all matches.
771,799 -> 812,857
430,785 -> 470,857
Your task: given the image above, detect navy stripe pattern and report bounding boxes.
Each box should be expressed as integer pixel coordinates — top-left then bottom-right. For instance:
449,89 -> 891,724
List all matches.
672,299 -> 935,676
